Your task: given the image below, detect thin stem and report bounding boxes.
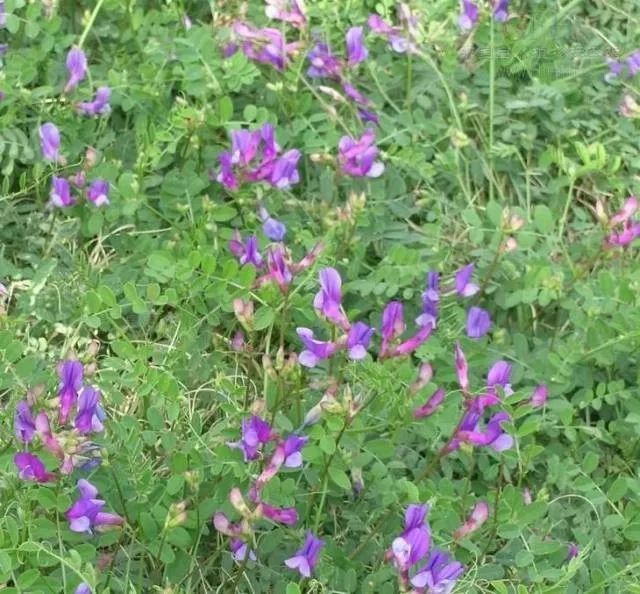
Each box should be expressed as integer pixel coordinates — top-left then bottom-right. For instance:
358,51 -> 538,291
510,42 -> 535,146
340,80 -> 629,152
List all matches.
78,0 -> 106,48
488,17 -> 495,203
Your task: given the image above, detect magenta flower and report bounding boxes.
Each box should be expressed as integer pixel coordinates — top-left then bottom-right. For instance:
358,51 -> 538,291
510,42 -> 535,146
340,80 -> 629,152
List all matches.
259,205 -> 286,242
65,47 -> 87,92
341,81 -> 371,106
493,0 -> 510,22
346,322 -> 374,360
358,107 -> 379,125
229,232 -> 263,268
282,434 -> 309,468
265,245 -> 293,291
454,501 -> 489,539
228,415 -> 276,461
74,387 -> 105,434
14,452 -> 56,483
265,0 -> 307,28
87,179 -> 110,206
57,360 -> 83,424
314,267 -> 350,329
606,221 -> 640,247
416,271 -> 439,328
34,412 -> 64,458
455,264 -> 479,297
346,26 -> 368,66
454,342 -> 469,395
297,328 -> 338,367
414,387 -> 445,419
260,503 -> 298,525
610,196 -> 637,224
411,549 -> 465,591
268,149 -> 301,189
285,532 -> 324,578
467,306 -> 491,339
65,479 -> 124,534
217,153 -> 238,189
39,123 -> 61,162
567,543 -> 579,560
486,361 -> 513,395
530,384 -> 549,407
77,86 -> 111,116
457,411 -> 514,452
15,400 -> 36,443
338,129 -> 384,178
458,0 -> 479,30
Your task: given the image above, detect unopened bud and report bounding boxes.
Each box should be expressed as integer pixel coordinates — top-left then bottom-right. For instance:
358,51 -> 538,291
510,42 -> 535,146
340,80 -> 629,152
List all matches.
229,488 -> 251,517
409,362 -> 433,394
309,153 -> 334,165
87,339 -> 100,357
184,470 -> 201,492
352,467 -> 364,494
523,488 -> 533,505
275,345 -> 285,370
318,86 -> 346,103
501,236 -> 518,253
595,199 -> 608,224
165,501 -> 188,529
262,354 -> 276,377
84,362 -> 98,377
70,172 -> 86,188
233,298 -> 254,326
231,330 -> 245,352
454,501 -> 489,540
27,384 -> 46,406
620,94 -> 640,118
451,129 -> 470,149
84,146 -> 98,169
303,403 -> 323,427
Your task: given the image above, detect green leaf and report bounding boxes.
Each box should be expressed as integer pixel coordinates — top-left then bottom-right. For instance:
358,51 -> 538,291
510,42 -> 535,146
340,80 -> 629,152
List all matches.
328,467 -> 351,491
533,204 -> 554,234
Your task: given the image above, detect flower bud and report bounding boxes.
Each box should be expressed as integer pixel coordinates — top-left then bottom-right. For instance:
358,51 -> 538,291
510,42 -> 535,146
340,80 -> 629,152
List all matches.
87,339 -> 101,357
229,488 -> 251,517
501,236 -> 518,253
620,94 -> 640,118
595,199 -> 608,224
351,467 -> 364,494
165,501 -> 188,529
409,362 -> 433,395
84,146 -> 98,169
231,330 -> 245,352
275,345 -> 285,370
233,299 -> 254,326
318,86 -> 346,103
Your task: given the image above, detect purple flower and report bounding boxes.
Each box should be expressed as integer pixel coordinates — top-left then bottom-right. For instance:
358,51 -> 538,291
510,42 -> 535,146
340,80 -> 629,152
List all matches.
77,86 -> 111,116
297,328 -> 338,367
265,245 -> 293,291
228,415 -> 275,461
15,400 -> 36,443
230,538 -> 257,561
411,549 -> 465,591
391,504 -> 431,571
217,152 -> 238,189
314,267 -> 349,329
0,43 -> 7,56
367,13 -> 412,53
346,26 -> 368,66
455,264 -> 479,297
65,479 -> 124,534
229,232 -> 263,268
75,387 -> 105,434
307,41 -> 342,79
454,342 -> 469,395
58,360 -> 84,423
265,0 -> 307,28
258,205 -> 286,242
458,0 -> 479,31
50,176 -> 74,208
346,322 -> 374,360
14,452 -> 56,483
285,532 -> 324,578
414,387 -> 445,419
35,412 -> 64,458
467,306 -> 491,339
567,543 -> 579,560
338,129 -> 384,178
341,81 -> 371,106
39,123 -> 61,162
453,501 -> 489,539
65,48 -> 87,93
605,58 -> 624,82
492,0 -> 510,22
393,324 -> 433,357
269,149 -> 301,189
260,503 -> 298,525
458,411 -> 514,452
87,179 -> 110,207
0,1 -> 5,27
606,220 -> 640,247
417,271 -> 439,328
530,384 -> 549,407
486,361 -> 512,395
75,584 -> 91,594
358,108 -> 379,125
628,51 -> 640,77
282,434 -> 309,468
381,301 -> 406,345
610,196 -> 638,225
231,22 -> 301,71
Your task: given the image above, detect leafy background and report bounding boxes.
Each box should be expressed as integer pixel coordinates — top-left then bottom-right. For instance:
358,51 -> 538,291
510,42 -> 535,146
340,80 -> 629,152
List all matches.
0,0 -> 639,592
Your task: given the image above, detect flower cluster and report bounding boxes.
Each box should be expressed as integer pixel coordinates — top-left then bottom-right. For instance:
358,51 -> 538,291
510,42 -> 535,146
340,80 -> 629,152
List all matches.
216,123 -> 301,191
215,414 -> 323,577
39,124 -> 110,208
459,0 -> 511,30
606,50 -> 640,82
14,360 -> 105,482
368,4 -> 420,54
387,504 -> 464,592
228,205 -> 322,293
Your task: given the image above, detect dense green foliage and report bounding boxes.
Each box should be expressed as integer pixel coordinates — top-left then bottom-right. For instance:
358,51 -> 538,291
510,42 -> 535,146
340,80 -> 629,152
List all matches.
1,0 -> 639,592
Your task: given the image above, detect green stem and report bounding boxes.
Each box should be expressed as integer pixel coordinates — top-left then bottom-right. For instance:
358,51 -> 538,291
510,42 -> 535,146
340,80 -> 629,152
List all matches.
78,0 -> 106,48
488,17 -> 495,203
